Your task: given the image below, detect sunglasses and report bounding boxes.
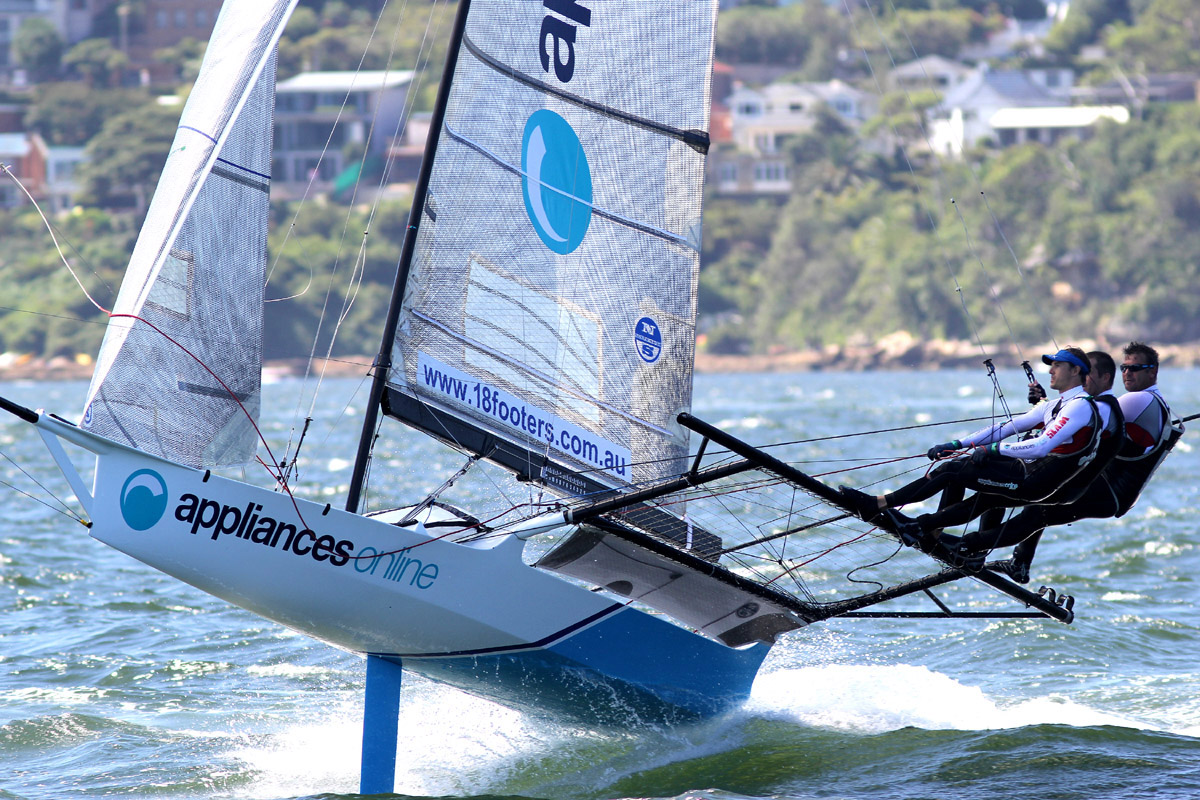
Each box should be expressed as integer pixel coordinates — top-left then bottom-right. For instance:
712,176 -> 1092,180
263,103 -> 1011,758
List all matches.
1120,363 -> 1156,373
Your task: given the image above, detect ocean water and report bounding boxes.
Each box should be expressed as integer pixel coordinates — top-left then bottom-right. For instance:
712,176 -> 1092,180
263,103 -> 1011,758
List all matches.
1,369 -> 1198,800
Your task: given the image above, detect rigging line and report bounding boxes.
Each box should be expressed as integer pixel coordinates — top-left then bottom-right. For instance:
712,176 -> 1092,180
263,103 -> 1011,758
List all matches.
717,513 -> 850,555
0,448 -> 81,520
390,390 -> 523,512
836,1 -> 990,363
885,22 -> 1059,352
103,312 -> 311,530
949,197 -> 1027,366
976,188 -> 1059,350
0,164 -> 112,314
864,0 -> 1049,366
283,3 -> 391,421
0,169 -> 119,304
316,0 -> 448,400
364,0 -> 445,224
843,540 -> 904,593
3,163 -> 309,513
0,476 -> 86,523
0,305 -> 108,331
556,411 -> 1007,485
349,500 -> 549,562
281,0 -> 442,462
267,3 -> 414,460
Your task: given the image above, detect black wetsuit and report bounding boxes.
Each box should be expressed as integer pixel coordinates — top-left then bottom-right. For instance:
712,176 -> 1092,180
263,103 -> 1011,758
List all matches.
964,387 -> 1180,559
885,386 -> 1104,532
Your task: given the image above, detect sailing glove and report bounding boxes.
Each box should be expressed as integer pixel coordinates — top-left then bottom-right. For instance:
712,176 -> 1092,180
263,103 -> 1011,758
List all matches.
1028,381 -> 1047,404
927,440 -> 961,460
970,443 -> 1000,464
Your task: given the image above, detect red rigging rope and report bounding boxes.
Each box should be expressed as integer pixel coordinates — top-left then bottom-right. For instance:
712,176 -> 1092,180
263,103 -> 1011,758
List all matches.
0,162 -> 311,528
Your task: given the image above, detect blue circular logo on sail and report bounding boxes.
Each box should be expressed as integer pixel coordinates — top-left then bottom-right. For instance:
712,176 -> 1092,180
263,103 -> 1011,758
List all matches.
635,316 -> 663,364
120,469 -> 169,531
521,109 -> 592,254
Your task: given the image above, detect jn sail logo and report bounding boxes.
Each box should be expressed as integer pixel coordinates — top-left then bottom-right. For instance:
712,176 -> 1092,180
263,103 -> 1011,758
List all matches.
120,469 -> 169,531
635,316 -> 662,364
521,109 -> 592,254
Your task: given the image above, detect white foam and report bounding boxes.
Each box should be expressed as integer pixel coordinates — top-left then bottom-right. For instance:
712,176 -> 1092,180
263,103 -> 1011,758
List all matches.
226,680 -> 568,798
746,664 -> 1141,733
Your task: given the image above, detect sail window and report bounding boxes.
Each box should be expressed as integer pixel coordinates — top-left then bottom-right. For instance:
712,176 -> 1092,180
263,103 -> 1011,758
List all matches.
145,250 -> 194,319
463,255 -> 601,423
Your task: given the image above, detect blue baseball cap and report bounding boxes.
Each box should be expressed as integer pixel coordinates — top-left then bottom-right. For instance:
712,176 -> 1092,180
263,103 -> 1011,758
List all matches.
1042,349 -> 1090,375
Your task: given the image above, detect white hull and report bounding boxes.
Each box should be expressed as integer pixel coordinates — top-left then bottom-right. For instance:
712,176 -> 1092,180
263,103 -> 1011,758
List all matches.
38,413 -> 768,723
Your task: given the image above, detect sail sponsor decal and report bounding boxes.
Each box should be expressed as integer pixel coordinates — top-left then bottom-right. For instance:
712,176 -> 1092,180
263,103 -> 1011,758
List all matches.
634,317 -> 662,364
418,351 -> 630,478
350,545 -> 439,589
172,492 -> 356,566
121,469 -> 170,531
538,0 -> 591,83
114,468 -> 443,589
521,109 -> 592,254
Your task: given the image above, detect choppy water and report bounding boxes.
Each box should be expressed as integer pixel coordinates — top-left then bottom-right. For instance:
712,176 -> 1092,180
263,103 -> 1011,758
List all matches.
2,370 -> 1199,800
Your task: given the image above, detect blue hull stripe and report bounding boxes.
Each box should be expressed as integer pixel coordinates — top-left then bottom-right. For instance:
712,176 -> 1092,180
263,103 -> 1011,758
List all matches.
385,607 -> 770,723
367,603 -> 623,659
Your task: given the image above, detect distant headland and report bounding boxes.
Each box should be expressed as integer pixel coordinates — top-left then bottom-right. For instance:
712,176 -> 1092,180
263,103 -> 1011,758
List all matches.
3,333 -> 1199,382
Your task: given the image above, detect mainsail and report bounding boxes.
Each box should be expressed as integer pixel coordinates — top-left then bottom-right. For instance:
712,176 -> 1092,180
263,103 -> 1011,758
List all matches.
386,0 -> 715,491
81,0 -> 298,468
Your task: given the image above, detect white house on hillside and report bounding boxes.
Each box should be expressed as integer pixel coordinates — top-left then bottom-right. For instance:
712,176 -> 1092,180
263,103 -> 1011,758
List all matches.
728,79 -> 875,154
715,79 -> 875,195
929,67 -> 1073,155
887,55 -> 972,94
990,105 -> 1130,147
272,70 -> 413,194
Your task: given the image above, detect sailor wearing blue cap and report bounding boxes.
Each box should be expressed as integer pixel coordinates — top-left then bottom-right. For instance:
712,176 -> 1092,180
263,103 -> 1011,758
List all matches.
839,346 -> 1107,565
1042,348 -> 1091,375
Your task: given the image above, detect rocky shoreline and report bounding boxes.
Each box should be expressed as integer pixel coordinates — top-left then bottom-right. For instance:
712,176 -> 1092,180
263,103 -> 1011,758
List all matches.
3,334 -> 1199,382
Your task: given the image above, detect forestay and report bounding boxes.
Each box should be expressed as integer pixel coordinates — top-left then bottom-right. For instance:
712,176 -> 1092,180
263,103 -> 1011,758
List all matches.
387,0 -> 716,490
81,0 -> 297,468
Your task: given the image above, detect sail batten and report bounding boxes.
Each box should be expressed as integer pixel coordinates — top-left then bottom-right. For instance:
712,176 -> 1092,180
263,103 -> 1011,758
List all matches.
387,0 -> 716,490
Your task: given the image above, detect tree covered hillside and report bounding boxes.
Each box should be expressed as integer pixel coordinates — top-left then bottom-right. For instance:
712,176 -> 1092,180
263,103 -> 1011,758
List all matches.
700,103 -> 1200,354
1,0 -> 1198,362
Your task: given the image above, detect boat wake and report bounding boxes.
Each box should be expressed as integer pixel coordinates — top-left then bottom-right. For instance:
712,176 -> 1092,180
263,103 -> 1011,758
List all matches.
744,664 -> 1142,734
221,662 -> 1164,799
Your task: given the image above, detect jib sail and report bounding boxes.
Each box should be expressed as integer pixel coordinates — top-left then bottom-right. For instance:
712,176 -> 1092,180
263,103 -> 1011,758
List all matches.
81,0 -> 297,468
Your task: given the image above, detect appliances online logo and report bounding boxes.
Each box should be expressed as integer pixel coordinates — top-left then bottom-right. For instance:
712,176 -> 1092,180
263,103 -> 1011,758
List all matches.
115,470 -> 441,589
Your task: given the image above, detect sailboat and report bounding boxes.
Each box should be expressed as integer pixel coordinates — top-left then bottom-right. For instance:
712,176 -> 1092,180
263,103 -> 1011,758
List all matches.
0,0 -> 1079,791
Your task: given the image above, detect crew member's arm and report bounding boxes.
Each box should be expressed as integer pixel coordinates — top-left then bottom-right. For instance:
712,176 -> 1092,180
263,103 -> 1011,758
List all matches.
960,403 -> 1046,447
992,397 -> 1093,459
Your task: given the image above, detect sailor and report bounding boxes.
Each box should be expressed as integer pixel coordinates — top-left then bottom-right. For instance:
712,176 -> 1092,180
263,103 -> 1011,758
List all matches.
956,342 -> 1182,582
840,346 -> 1108,558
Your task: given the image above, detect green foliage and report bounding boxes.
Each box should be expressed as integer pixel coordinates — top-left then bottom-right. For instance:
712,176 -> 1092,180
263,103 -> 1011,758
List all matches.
14,18 -> 64,83
716,0 -> 849,73
885,9 -> 983,59
24,83 -> 150,146
1044,0 -> 1132,56
1105,0 -> 1200,72
76,100 -> 178,213
63,38 -> 130,88
153,37 -> 206,85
